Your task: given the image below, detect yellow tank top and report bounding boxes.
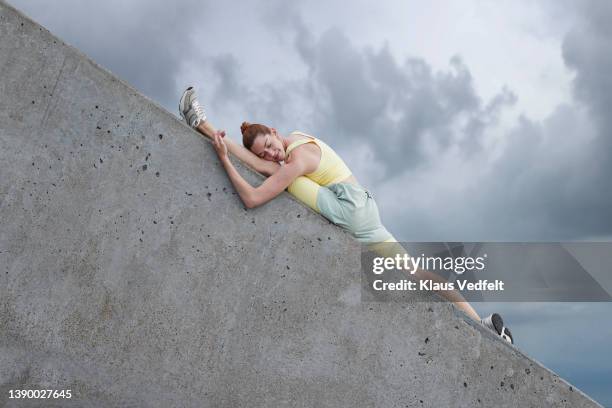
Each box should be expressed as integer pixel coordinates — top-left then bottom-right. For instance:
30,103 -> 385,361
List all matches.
285,131 -> 352,186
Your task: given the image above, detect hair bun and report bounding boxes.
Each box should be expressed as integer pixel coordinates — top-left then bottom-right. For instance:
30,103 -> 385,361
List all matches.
240,122 -> 251,135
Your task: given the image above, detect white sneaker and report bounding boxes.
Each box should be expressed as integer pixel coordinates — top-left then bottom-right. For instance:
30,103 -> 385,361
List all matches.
179,86 -> 207,128
481,313 -> 514,344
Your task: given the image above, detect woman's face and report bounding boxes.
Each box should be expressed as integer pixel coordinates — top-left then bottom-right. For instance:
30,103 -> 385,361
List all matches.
251,132 -> 285,162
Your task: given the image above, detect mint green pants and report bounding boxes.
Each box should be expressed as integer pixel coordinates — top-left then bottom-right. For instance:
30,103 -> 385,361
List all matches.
316,183 -> 393,244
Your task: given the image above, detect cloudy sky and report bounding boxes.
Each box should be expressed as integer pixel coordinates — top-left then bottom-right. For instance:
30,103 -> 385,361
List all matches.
10,0 -> 612,405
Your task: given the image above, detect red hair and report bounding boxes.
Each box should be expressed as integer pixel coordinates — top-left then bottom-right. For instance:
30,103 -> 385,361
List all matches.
241,122 -> 271,150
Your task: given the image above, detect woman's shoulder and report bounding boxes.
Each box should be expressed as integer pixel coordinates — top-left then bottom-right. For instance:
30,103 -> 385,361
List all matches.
285,131 -> 321,167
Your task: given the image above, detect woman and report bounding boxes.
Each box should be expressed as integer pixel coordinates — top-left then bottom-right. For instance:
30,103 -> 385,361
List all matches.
179,87 -> 513,344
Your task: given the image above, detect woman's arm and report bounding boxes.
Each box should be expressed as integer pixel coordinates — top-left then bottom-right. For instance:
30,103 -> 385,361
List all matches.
197,120 -> 280,176
212,133 -> 305,208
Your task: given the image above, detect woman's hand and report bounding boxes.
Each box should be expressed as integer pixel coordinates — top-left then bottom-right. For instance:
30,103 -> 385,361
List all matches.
212,130 -> 228,160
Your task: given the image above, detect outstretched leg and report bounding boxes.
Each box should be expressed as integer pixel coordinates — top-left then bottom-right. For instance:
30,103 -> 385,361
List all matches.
196,120 -> 217,139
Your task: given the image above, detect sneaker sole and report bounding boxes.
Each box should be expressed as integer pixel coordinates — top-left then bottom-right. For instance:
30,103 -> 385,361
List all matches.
490,313 -> 504,336
178,86 -> 193,121
491,313 -> 514,344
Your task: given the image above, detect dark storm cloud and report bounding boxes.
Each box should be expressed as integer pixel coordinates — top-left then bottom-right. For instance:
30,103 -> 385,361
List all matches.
210,53 -> 245,103
9,0 -> 206,110
205,53 -> 311,129
291,26 -> 516,176
473,0 -> 612,240
460,86 -> 517,153
563,1 -> 612,116
388,99 -> 608,241
563,1 -> 612,160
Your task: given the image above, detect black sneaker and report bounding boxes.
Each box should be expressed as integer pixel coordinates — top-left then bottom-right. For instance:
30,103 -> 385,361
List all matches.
481,313 -> 514,344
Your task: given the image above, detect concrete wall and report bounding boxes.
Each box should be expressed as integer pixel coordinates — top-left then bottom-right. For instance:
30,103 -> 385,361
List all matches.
0,2 -> 602,407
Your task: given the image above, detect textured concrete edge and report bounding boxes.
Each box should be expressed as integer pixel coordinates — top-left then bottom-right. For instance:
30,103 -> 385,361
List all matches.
455,306 -> 603,407
0,0 -> 358,245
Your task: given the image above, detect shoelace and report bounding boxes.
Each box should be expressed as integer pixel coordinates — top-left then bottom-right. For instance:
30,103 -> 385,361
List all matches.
191,99 -> 206,119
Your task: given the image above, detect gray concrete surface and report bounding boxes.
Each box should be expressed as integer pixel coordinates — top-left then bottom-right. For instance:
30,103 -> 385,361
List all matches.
0,1 -> 603,407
